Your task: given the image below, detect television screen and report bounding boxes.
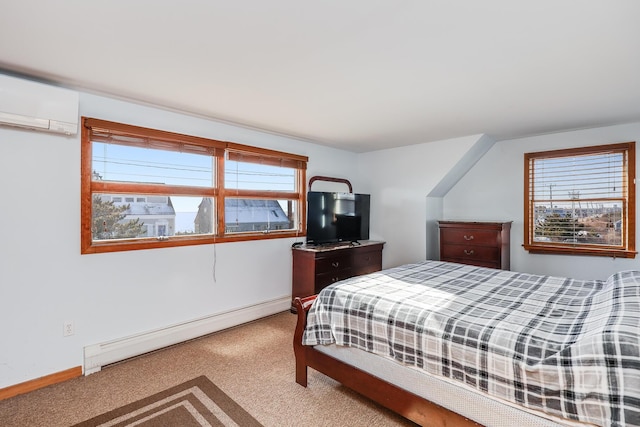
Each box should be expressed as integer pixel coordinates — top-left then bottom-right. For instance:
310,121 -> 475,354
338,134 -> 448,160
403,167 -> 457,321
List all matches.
306,191 -> 370,245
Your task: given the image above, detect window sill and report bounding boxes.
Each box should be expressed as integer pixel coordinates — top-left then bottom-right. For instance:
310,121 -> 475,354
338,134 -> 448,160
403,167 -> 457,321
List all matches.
82,231 -> 304,254
523,244 -> 637,259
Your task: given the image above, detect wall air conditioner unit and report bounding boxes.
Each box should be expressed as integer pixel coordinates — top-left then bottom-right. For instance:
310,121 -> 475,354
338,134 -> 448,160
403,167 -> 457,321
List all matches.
0,73 -> 79,135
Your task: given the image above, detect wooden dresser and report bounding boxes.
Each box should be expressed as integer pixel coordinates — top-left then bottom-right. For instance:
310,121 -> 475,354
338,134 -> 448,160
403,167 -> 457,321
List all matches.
291,241 -> 385,310
438,221 -> 512,270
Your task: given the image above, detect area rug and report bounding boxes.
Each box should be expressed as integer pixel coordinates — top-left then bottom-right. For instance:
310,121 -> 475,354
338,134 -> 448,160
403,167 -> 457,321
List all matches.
73,375 -> 264,427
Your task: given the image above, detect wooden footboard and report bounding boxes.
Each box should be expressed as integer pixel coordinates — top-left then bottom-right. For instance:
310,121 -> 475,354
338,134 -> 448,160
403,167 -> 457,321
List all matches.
292,296 -> 482,427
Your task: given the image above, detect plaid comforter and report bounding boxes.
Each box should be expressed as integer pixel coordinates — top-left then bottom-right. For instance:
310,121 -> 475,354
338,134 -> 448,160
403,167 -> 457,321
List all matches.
303,260 -> 640,427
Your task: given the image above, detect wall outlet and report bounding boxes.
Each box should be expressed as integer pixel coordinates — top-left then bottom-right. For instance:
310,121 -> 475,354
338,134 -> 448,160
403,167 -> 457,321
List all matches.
63,320 -> 74,337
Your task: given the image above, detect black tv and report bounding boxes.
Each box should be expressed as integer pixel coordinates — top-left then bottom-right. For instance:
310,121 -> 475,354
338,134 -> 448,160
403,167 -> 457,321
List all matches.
306,191 -> 370,245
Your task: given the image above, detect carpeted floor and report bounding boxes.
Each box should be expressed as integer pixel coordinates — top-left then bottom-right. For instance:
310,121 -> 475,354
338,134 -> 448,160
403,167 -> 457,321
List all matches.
0,311 -> 417,427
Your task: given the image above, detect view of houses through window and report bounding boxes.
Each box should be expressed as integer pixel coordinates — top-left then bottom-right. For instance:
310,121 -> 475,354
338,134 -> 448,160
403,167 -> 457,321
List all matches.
91,194 -> 294,240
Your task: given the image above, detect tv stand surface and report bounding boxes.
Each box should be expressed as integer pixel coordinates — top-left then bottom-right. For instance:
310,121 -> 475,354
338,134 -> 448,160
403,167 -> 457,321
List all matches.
303,240 -> 362,250
291,240 -> 385,311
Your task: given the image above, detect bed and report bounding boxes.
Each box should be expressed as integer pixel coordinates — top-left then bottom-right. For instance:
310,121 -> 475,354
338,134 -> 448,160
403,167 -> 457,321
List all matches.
293,260 -> 640,427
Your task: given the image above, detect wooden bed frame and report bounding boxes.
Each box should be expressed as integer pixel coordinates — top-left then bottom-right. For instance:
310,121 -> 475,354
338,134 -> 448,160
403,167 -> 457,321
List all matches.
293,295 -> 482,427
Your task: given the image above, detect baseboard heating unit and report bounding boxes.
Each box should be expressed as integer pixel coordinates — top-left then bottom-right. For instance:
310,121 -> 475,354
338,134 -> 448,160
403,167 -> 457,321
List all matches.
84,296 -> 290,375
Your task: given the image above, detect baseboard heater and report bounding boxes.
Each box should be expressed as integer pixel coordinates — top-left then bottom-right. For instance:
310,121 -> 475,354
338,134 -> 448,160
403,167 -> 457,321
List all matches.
84,296 -> 290,375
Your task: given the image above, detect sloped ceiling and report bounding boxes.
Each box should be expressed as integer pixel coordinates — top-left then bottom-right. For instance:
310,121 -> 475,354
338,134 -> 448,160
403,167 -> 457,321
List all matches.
1,1 -> 640,152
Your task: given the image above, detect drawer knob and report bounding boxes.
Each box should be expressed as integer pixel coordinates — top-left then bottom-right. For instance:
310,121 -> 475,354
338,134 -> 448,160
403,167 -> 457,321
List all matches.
464,249 -> 475,256
331,261 -> 340,268
463,235 -> 474,241
331,277 -> 339,282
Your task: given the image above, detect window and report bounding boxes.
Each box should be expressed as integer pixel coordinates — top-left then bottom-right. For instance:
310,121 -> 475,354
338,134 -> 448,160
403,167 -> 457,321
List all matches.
524,142 -> 636,258
81,118 -> 307,254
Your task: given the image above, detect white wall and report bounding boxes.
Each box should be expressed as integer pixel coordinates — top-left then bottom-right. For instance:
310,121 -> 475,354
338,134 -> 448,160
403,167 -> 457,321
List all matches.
444,122 -> 640,280
0,91 -> 359,388
357,135 -> 481,268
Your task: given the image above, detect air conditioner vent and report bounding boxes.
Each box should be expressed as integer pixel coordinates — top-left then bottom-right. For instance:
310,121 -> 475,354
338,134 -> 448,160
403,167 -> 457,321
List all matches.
0,73 -> 79,135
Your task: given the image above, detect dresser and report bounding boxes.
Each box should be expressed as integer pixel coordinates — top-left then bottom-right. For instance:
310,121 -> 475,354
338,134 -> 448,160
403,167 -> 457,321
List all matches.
291,241 -> 385,310
438,221 -> 512,270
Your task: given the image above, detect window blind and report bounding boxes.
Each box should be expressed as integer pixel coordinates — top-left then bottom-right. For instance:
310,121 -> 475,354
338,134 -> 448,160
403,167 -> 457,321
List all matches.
85,117 -> 225,157
524,142 -> 636,257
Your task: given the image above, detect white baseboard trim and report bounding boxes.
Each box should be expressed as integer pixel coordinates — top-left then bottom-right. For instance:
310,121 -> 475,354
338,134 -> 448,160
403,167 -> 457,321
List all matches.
84,296 -> 291,375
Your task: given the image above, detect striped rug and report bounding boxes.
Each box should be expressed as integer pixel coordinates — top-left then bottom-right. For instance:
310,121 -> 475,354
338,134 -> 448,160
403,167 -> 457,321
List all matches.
73,376 -> 263,427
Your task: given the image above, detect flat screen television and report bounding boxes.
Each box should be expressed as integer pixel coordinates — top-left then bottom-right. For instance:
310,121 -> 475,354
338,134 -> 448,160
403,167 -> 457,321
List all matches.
306,191 -> 370,245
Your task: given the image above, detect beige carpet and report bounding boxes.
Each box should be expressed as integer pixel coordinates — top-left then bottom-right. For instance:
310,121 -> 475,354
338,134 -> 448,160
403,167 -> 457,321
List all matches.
0,312 -> 417,427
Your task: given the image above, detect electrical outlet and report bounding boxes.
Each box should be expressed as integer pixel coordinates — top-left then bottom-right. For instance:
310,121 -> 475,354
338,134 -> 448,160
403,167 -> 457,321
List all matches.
63,320 -> 74,337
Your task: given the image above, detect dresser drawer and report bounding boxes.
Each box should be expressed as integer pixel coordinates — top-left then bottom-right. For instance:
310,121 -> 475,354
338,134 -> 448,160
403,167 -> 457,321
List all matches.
315,254 -> 351,272
315,268 -> 354,290
353,249 -> 383,272
440,244 -> 499,263
440,228 -> 499,246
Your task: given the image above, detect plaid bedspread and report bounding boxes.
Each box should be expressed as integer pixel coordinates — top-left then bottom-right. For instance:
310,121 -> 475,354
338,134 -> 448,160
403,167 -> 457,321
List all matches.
302,260 -> 640,427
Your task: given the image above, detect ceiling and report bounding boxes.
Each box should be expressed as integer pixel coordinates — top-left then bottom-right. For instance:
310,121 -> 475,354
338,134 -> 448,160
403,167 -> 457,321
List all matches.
1,1 -> 640,152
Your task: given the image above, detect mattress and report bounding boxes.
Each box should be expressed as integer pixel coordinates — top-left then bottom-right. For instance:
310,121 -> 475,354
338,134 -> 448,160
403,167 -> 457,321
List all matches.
316,343 -> 594,427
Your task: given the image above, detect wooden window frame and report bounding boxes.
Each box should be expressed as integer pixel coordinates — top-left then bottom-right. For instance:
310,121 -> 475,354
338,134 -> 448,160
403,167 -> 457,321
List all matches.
523,142 -> 636,258
81,118 -> 307,254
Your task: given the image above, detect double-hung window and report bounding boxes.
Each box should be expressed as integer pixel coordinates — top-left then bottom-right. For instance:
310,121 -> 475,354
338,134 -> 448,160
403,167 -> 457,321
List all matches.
81,118 -> 307,254
524,142 -> 636,258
